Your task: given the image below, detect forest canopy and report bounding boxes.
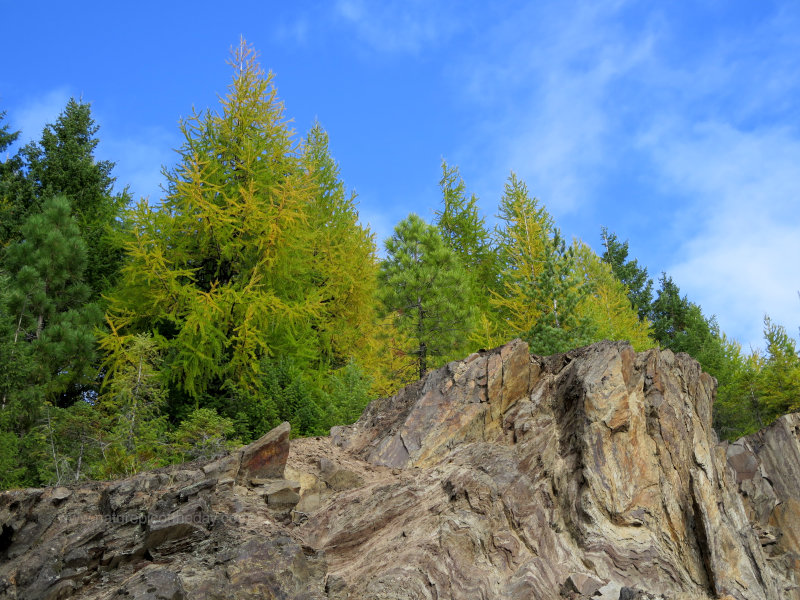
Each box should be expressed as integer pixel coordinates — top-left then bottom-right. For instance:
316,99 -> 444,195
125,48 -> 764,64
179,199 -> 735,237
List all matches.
0,41 -> 797,490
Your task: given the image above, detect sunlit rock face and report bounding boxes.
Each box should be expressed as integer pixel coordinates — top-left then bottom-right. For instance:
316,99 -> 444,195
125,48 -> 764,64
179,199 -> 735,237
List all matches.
1,340 -> 798,600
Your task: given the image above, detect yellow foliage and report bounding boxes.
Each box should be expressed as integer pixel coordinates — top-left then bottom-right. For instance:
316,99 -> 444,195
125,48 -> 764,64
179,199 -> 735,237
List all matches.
573,241 -> 654,351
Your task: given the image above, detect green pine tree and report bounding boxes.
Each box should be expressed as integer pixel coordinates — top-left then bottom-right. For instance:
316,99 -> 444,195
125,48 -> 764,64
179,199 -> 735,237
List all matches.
379,213 -> 476,380
2,195 -> 102,410
434,160 -> 499,320
0,196 -> 102,486
3,100 -> 128,298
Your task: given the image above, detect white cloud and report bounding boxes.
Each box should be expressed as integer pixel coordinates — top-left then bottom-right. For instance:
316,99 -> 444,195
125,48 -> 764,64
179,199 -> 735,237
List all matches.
99,127 -> 178,204
643,122 -> 800,350
8,87 -> 72,145
334,0 -> 462,54
456,1 -> 657,216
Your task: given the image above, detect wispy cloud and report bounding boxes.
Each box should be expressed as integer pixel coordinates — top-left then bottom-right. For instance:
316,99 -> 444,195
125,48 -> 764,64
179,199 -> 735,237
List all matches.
100,127 -> 178,203
334,0 -> 463,54
274,16 -> 311,47
8,87 -> 72,146
456,1 -> 657,215
452,0 -> 800,347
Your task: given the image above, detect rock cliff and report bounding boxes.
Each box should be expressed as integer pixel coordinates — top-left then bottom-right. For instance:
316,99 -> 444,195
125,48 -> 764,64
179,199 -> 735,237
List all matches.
0,340 -> 798,599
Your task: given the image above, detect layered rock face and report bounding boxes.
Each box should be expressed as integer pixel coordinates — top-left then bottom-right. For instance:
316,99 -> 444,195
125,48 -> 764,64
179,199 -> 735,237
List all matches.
0,340 -> 798,599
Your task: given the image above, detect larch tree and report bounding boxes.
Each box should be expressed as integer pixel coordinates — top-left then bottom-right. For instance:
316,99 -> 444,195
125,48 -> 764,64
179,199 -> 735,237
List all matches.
491,173 -> 594,353
489,173 -> 552,344
379,214 -> 475,380
573,241 -> 653,350
300,122 -> 378,369
103,42 -> 378,437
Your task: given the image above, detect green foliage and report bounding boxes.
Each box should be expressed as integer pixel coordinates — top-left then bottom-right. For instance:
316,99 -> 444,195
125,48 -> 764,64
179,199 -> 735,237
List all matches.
2,196 -> 102,409
759,316 -> 800,419
713,317 -> 800,440
326,361 -> 373,426
0,430 -> 27,489
600,228 -> 653,321
488,173 -> 552,345
2,100 -> 128,298
573,241 -> 654,351
102,42 -> 378,443
490,173 -> 594,354
301,122 -> 379,369
95,333 -> 169,477
434,161 -> 499,310
379,213 -> 476,380
521,230 -> 595,355
171,408 -> 238,462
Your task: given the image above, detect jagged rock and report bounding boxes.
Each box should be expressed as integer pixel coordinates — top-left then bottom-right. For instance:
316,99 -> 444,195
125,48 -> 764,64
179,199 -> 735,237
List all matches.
0,341 -> 798,599
237,420 -> 291,483
726,412 -> 800,590
563,572 -> 605,596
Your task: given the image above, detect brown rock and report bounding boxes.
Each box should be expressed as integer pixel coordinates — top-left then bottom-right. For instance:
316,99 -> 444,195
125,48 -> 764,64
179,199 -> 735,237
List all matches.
237,421 -> 291,483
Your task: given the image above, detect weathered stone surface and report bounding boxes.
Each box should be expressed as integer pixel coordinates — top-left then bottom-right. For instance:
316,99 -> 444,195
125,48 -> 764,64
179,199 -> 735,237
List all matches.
726,412 -> 800,594
0,341 -> 798,599
237,420 -> 290,483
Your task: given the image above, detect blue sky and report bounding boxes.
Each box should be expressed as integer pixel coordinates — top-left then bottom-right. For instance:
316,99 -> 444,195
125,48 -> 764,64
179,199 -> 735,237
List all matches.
2,0 -> 799,350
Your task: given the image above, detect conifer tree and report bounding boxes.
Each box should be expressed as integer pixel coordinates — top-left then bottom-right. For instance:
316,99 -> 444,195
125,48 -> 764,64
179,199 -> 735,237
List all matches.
600,228 -> 653,321
2,195 -> 101,410
104,42 -> 378,437
521,230 -> 594,354
105,43 -> 316,401
301,122 -> 378,368
759,316 -> 800,419
490,173 -> 552,343
0,110 -> 24,251
434,161 -> 499,297
379,214 -> 475,380
2,100 -> 128,297
490,173 -> 594,353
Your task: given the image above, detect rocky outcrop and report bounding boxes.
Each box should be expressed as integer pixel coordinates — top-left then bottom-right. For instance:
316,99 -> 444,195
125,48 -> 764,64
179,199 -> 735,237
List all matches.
726,413 -> 800,584
0,340 -> 798,599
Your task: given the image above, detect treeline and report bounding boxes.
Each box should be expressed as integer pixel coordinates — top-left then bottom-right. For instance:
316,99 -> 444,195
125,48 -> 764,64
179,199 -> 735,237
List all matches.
0,42 -> 797,489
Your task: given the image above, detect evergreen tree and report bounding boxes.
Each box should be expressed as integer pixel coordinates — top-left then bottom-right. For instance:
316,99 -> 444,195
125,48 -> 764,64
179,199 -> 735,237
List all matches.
713,341 -> 766,440
600,227 -> 653,321
2,195 -> 101,411
434,161 -> 499,304
759,316 -> 800,420
521,230 -> 594,355
95,332 -> 169,477
301,122 -> 378,369
0,196 -> 101,486
379,214 -> 475,380
0,110 -> 24,252
2,100 -> 128,297
490,173 -> 594,354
